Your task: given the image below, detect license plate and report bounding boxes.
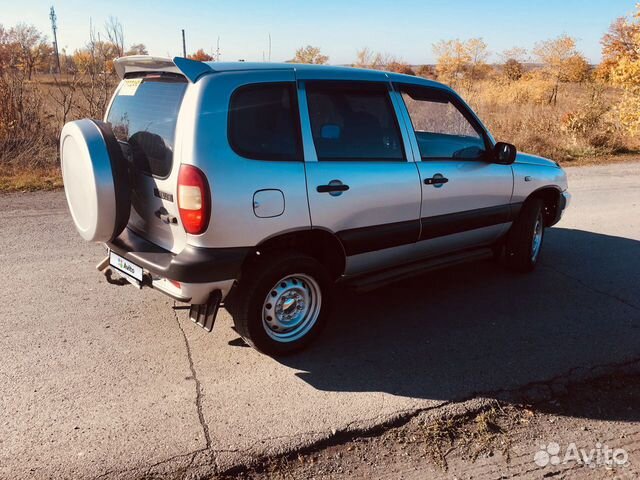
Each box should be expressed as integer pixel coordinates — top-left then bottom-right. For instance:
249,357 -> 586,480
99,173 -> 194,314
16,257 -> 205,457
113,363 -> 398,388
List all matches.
109,251 -> 143,282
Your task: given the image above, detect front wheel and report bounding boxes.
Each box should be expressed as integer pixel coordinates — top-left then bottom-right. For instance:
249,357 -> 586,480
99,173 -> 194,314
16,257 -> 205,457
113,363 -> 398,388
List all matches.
505,198 -> 545,273
226,252 -> 332,356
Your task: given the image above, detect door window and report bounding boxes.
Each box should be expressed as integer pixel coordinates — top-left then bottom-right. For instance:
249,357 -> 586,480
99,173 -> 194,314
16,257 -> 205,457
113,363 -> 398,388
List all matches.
305,82 -> 405,162
228,82 -> 302,161
399,86 -> 487,161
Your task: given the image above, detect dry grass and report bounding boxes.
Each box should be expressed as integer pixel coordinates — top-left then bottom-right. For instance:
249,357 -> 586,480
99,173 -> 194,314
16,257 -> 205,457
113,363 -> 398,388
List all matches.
418,404 -> 526,471
0,71 -> 638,193
459,77 -> 639,163
0,166 -> 62,192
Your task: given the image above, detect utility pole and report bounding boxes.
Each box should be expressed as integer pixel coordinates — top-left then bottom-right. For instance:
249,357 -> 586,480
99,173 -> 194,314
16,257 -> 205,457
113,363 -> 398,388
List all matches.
181,29 -> 186,57
49,6 -> 61,73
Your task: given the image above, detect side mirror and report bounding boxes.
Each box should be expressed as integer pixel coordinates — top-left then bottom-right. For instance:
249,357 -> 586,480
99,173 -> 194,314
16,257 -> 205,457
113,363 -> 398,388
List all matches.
493,142 -> 517,165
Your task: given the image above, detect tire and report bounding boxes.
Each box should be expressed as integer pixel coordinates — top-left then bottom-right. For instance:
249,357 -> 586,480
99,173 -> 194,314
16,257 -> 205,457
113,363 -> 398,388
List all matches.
505,198 -> 545,273
226,252 -> 332,356
60,119 -> 130,242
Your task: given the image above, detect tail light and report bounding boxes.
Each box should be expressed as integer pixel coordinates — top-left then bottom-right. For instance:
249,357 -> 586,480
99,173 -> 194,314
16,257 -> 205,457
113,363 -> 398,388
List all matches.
177,164 -> 210,235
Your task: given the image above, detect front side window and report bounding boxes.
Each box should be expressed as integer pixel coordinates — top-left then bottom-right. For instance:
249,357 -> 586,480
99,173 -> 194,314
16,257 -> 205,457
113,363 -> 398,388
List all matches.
228,83 -> 302,161
400,86 -> 487,161
306,82 -> 405,162
107,74 -> 187,178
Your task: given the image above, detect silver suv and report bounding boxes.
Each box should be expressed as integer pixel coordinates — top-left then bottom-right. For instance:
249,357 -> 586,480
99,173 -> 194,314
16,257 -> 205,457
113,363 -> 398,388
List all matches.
60,56 -> 570,355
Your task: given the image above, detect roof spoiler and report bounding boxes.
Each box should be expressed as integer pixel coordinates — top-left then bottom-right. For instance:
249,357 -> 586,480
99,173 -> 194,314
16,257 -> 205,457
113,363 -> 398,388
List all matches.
113,55 -> 214,83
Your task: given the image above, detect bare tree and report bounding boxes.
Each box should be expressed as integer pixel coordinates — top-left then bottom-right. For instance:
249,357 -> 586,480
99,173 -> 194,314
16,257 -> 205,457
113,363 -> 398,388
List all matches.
50,74 -> 80,125
105,16 -> 124,58
126,43 -> 148,56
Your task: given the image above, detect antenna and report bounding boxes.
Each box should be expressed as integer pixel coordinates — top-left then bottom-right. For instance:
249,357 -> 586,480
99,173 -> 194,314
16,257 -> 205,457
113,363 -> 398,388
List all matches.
268,33 -> 271,62
181,29 -> 186,57
49,6 -> 61,73
216,36 -> 220,62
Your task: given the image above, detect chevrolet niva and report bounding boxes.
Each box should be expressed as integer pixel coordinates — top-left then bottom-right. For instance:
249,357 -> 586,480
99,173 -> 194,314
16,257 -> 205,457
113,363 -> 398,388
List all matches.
60,56 -> 570,355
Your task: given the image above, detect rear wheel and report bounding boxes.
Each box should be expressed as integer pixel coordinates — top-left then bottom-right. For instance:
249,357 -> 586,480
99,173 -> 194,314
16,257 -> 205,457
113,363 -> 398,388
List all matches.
226,252 -> 332,356
505,198 -> 545,273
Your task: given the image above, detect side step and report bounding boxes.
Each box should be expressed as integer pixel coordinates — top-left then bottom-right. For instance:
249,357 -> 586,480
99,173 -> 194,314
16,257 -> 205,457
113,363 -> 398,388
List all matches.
344,247 -> 493,292
189,290 -> 222,332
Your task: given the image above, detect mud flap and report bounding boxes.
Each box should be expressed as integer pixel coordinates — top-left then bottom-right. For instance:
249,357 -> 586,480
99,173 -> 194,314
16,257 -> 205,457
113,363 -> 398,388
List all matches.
189,290 -> 222,332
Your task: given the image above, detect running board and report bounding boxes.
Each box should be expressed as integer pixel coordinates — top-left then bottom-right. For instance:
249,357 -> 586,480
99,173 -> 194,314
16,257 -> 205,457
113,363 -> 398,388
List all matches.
343,247 -> 493,292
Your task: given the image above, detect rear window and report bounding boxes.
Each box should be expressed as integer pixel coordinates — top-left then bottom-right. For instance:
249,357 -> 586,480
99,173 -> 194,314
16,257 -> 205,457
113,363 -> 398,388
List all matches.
107,75 -> 187,178
228,83 -> 302,161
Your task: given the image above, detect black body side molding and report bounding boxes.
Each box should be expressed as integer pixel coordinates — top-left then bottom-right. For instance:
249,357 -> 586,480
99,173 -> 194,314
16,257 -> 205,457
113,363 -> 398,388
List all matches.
337,203 -> 522,256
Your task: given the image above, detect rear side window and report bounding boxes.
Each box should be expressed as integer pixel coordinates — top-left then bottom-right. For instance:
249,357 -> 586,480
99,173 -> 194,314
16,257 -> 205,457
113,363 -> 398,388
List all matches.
228,83 -> 302,161
107,75 -> 187,178
305,82 -> 404,162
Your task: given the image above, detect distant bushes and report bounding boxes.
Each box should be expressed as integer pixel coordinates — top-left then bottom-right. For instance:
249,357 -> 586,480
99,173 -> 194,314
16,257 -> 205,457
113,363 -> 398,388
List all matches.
0,68 -> 57,169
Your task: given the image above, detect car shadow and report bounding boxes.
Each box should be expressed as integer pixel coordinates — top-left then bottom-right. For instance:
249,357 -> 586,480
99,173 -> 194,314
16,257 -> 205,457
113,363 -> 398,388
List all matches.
275,228 -> 640,421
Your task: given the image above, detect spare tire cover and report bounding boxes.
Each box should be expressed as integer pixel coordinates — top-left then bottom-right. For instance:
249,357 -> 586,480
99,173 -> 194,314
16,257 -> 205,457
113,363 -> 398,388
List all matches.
60,119 -> 130,242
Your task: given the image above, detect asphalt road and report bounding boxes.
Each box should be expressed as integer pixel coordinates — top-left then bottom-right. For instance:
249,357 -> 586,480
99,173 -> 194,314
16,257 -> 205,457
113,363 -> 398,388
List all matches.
1,162 -> 639,479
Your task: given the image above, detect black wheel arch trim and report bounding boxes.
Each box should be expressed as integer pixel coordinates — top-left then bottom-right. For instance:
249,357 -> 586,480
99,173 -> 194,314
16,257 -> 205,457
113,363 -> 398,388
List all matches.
253,228 -> 347,279
524,185 -> 565,227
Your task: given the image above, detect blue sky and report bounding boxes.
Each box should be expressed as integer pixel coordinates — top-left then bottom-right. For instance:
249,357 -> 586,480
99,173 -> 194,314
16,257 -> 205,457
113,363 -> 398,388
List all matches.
2,0 -> 635,64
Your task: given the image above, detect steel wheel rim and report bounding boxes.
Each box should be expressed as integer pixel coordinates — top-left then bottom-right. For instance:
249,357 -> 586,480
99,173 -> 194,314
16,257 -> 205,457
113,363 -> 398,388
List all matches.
531,214 -> 543,261
262,273 -> 322,343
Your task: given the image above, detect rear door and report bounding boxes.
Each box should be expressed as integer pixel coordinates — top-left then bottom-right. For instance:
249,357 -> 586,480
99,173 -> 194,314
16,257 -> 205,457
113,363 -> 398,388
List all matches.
299,81 -> 422,275
394,84 -> 514,258
106,73 -> 188,253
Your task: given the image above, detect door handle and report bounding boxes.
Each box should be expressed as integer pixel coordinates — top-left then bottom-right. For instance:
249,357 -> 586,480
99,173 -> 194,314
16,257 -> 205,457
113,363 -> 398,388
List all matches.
424,175 -> 449,186
317,180 -> 350,196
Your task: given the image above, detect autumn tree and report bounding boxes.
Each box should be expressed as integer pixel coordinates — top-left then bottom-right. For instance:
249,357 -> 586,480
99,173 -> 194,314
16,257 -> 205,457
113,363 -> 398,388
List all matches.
354,47 -> 374,68
433,39 -> 470,82
188,49 -> 213,61
533,35 -> 589,103
500,47 -> 527,81
291,45 -> 328,64
353,48 -> 413,74
126,43 -> 148,56
599,12 -> 640,80
415,64 -> 435,79
599,4 -> 640,133
8,23 -> 50,79
353,48 -> 389,69
386,61 -> 415,75
562,54 -> 590,82
433,38 -> 489,83
466,38 -> 490,79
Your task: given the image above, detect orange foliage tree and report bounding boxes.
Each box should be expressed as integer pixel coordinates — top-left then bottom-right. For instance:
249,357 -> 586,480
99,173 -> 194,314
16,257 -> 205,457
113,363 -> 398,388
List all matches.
188,49 -> 213,61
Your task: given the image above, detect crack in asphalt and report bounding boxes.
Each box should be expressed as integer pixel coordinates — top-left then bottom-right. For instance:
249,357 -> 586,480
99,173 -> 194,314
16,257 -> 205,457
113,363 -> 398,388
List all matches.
92,355 -> 640,479
173,302 -> 212,450
544,264 -> 640,312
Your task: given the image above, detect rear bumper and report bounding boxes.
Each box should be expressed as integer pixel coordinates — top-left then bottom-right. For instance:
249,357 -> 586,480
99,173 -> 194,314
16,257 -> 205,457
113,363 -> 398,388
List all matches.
106,228 -> 250,302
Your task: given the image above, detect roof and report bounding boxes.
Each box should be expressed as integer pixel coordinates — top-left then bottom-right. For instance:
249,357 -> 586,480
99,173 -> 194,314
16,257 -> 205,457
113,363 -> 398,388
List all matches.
113,56 -> 450,92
